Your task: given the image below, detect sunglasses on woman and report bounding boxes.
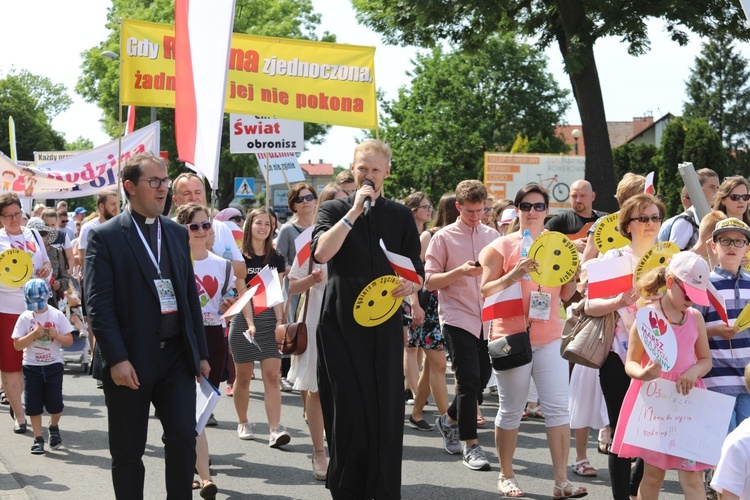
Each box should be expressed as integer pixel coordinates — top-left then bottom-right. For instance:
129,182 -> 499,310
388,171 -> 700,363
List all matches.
229,215 -> 244,223
727,194 -> 750,202
629,215 -> 662,224
295,194 -> 316,204
518,202 -> 547,212
187,221 -> 212,232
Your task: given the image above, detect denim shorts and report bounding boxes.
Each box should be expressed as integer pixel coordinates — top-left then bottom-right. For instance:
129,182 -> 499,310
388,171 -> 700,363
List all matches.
23,362 -> 65,416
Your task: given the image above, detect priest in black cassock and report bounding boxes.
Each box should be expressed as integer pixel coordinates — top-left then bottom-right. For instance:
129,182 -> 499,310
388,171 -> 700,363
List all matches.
311,139 -> 424,499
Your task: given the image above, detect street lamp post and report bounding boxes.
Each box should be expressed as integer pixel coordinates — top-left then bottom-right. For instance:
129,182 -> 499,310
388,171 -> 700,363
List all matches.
571,128 -> 581,155
102,50 -> 123,205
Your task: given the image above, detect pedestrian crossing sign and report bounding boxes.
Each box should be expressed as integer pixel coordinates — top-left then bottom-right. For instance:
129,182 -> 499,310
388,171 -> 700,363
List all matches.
234,177 -> 255,199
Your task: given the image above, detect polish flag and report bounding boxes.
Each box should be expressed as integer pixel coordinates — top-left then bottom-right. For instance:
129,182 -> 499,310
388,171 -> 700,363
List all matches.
379,239 -> 420,285
248,266 -> 284,314
708,282 -> 730,326
175,0 -> 236,190
224,220 -> 244,248
644,171 -> 655,195
587,255 -> 634,299
221,285 -> 259,320
294,226 -> 314,267
125,106 -> 136,135
482,282 -> 525,322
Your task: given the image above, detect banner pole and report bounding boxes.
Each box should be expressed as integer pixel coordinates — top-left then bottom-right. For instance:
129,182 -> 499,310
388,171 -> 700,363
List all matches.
116,18 -> 124,207
265,155 -> 271,208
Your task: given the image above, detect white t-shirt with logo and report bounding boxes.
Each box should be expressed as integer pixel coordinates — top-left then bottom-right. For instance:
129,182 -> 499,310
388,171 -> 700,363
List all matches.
0,227 -> 50,314
11,307 -> 74,366
193,252 -> 232,326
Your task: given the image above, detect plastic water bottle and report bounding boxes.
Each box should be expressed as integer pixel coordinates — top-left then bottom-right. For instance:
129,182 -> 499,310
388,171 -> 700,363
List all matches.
222,245 -> 232,261
520,229 -> 533,280
221,288 -> 237,302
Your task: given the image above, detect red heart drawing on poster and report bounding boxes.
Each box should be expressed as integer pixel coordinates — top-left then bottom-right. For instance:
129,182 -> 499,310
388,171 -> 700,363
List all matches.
26,241 -> 37,253
196,275 -> 219,299
657,319 -> 667,335
648,311 -> 658,329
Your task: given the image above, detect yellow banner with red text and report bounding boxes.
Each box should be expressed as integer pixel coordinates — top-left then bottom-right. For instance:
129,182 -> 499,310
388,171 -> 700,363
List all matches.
120,19 -> 377,129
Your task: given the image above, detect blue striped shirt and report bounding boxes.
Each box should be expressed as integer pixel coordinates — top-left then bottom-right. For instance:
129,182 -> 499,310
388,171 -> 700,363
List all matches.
696,266 -> 750,396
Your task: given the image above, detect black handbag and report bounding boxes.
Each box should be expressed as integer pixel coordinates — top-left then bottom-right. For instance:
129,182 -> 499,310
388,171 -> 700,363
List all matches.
487,328 -> 532,371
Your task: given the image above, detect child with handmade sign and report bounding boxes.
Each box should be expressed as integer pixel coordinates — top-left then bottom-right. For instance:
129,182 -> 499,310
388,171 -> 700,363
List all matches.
611,251 -> 713,499
695,218 -> 750,430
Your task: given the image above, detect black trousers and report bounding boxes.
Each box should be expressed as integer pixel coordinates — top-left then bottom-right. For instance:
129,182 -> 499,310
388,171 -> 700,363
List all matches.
444,324 -> 492,441
103,341 -> 196,500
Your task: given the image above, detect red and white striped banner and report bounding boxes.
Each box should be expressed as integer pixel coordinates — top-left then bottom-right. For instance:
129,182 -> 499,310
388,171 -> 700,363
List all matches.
587,255 -> 634,299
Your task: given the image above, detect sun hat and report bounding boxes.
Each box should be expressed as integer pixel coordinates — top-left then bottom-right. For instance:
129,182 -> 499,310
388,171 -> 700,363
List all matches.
214,207 -> 243,222
668,251 -> 710,306
23,278 -> 52,311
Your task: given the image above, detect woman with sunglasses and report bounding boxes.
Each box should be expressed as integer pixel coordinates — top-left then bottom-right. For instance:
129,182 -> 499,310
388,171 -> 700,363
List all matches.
229,207 -> 290,447
713,176 -> 750,226
0,193 -> 52,435
480,184 -> 583,499
583,193 -> 665,499
276,183 -> 318,392
175,202 -> 234,499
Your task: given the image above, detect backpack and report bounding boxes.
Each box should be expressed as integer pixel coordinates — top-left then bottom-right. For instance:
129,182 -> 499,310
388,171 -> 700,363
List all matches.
658,212 -> 699,250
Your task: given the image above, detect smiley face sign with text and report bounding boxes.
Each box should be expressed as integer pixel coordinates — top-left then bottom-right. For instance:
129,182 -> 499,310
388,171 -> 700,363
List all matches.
0,248 -> 33,288
353,275 -> 404,327
635,307 -> 678,372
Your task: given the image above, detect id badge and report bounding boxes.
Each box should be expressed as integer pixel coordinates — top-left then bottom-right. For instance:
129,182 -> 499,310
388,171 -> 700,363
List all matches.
529,291 -> 552,321
154,279 -> 178,314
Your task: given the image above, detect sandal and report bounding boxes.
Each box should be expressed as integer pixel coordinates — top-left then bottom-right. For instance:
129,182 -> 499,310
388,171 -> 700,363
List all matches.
199,480 -> 218,500
192,480 -> 201,490
525,405 -> 544,419
477,415 -> 486,426
497,475 -> 525,497
553,480 -> 587,499
597,440 -> 610,455
0,392 -> 8,405
572,459 -> 597,477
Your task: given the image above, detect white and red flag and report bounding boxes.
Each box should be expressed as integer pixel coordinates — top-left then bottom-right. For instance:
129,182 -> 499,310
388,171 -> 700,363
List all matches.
482,282 -> 524,322
247,266 -> 284,314
221,284 -> 259,320
379,239 -> 420,285
175,0 -> 236,190
708,282 -> 730,326
125,106 -> 136,135
644,171 -> 655,195
587,255 -> 634,299
294,226 -> 314,267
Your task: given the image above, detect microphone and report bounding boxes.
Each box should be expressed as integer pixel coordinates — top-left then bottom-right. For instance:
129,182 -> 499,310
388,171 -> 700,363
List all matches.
363,180 -> 374,216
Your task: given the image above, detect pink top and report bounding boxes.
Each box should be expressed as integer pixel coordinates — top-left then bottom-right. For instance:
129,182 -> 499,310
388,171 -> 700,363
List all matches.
425,218 -> 499,338
487,234 -> 563,347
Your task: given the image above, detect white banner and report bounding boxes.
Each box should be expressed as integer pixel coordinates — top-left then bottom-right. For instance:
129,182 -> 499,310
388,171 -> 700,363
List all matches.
0,151 -> 76,196
255,152 -> 306,186
31,122 -> 161,199
622,378 -> 734,466
229,114 -> 304,153
33,151 -> 81,165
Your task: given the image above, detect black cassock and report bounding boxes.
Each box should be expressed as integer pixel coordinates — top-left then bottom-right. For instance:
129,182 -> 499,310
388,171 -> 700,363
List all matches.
312,195 -> 424,499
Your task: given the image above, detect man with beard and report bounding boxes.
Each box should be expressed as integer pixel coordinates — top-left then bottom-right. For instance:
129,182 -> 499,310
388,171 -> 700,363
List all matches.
544,180 -> 606,252
78,191 -> 120,276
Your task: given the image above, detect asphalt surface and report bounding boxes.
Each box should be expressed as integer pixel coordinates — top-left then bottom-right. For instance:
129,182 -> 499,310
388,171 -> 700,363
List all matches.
0,361 -> 688,499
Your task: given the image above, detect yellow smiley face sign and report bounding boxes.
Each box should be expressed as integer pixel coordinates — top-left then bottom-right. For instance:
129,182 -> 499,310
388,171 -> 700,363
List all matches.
594,212 -> 630,254
635,242 -> 680,282
353,275 -> 404,327
528,231 -> 579,287
0,248 -> 33,288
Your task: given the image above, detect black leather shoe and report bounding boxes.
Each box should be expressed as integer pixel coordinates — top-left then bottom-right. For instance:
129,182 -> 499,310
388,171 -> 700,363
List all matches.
13,422 -> 27,434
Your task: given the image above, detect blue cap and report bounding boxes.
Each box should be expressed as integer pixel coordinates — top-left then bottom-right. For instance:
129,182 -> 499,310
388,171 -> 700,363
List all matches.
74,207 -> 87,215
23,279 -> 52,311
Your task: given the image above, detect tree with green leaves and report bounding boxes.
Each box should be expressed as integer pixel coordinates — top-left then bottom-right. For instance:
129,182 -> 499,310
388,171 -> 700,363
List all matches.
612,142 -> 657,182
0,69 -> 71,161
351,0 -> 750,212
379,35 -> 569,200
76,0 -> 334,208
683,33 -> 750,174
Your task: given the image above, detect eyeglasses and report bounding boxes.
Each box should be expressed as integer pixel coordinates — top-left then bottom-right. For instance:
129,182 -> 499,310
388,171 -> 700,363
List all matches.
294,194 -> 316,204
418,204 -> 433,211
717,237 -> 749,248
483,207 -> 491,214
728,194 -> 750,202
0,212 -> 23,220
229,215 -> 245,223
137,177 -> 172,189
518,202 -> 547,212
673,279 -> 688,298
629,215 -> 662,224
186,221 -> 212,232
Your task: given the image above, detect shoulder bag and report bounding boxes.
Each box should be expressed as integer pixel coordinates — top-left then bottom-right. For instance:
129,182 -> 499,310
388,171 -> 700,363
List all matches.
488,317 -> 532,371
275,259 -> 312,355
560,299 -> 616,368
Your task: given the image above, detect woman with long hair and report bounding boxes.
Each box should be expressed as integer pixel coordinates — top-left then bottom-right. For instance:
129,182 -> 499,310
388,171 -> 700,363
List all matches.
481,184 -> 583,498
713,176 -> 750,226
228,207 -> 289,447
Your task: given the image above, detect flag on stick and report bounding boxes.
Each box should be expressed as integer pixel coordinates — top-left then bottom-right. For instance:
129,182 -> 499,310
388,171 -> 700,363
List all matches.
294,226 -> 314,266
379,239 -> 420,284
482,282 -> 525,322
247,266 -> 284,314
587,255 -> 634,299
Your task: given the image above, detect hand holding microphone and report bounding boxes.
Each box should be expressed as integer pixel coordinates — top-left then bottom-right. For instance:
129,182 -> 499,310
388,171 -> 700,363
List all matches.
362,179 -> 375,216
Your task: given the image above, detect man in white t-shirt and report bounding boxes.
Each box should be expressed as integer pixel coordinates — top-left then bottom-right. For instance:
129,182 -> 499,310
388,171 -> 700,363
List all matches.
78,191 -> 119,277
711,364 -> 750,500
171,173 -> 246,281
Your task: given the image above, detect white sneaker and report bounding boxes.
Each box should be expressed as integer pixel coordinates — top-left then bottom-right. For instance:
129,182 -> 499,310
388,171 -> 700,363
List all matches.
269,425 -> 291,448
237,422 -> 254,440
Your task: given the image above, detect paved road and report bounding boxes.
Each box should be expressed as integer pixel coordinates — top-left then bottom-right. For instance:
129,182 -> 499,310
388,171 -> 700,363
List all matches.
0,362 -> 687,499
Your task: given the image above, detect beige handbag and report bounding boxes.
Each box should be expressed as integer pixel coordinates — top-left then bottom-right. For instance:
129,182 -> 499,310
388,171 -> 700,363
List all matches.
560,299 -> 616,368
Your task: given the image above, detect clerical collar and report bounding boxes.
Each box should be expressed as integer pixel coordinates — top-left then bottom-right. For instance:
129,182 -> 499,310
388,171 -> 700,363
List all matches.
131,209 -> 157,225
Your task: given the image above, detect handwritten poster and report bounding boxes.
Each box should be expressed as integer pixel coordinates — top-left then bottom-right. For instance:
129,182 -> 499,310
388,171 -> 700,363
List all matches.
622,378 -> 734,465
636,307 -> 678,372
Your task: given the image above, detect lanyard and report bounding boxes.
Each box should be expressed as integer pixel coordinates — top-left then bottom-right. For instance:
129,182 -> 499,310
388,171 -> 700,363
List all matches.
131,216 -> 162,278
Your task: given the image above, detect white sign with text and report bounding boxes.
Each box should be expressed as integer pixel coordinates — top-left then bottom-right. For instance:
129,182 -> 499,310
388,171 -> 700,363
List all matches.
230,114 -> 304,153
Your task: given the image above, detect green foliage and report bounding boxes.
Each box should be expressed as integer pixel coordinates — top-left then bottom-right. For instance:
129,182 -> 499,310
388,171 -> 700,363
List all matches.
75,0 -> 333,208
65,137 -> 95,151
0,69 -> 70,160
510,134 -> 529,153
378,34 -> 569,200
612,142 -> 658,181
683,118 -> 726,178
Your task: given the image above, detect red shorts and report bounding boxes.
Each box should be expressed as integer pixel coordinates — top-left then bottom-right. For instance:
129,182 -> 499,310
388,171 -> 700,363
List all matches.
0,312 -> 23,372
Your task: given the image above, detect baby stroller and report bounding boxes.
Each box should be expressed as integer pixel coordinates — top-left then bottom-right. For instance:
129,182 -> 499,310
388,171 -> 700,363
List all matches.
59,280 -> 91,372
